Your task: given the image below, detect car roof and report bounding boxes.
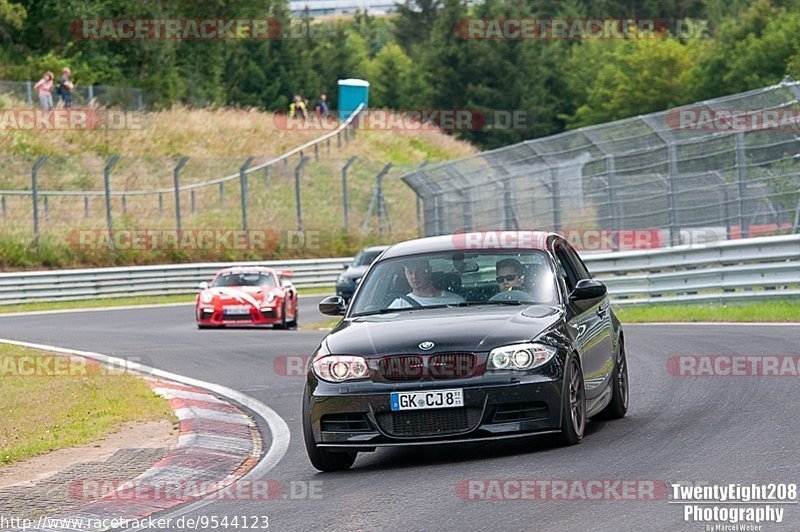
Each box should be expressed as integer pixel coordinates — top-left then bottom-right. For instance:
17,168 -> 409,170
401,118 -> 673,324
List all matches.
380,231 -> 558,260
362,245 -> 390,253
216,267 -> 276,275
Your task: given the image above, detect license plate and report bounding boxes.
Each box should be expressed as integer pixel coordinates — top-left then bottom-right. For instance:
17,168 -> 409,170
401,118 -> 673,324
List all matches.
223,305 -> 251,315
390,389 -> 464,411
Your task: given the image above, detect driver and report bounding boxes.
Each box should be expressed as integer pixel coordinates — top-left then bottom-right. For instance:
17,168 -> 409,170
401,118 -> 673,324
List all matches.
388,258 -> 464,308
495,258 -> 527,292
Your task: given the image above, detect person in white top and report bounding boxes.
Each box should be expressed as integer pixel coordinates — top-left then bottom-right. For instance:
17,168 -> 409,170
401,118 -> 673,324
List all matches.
388,259 -> 464,309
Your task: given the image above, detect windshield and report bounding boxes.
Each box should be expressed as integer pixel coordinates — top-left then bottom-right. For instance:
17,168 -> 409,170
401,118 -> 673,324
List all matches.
353,249 -> 384,267
350,251 -> 557,316
212,272 -> 276,288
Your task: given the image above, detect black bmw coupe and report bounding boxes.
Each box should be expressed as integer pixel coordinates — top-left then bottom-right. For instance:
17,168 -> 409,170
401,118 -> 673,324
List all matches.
303,231 -> 628,471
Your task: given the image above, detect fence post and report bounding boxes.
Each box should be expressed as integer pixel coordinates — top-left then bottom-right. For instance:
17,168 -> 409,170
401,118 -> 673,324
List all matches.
25,81 -> 33,107
84,195 -> 89,217
103,154 -> 121,249
666,142 -> 679,246
314,143 -> 319,161
337,131 -> 341,148
88,85 -> 94,103
190,189 -> 196,214
342,156 -> 356,231
121,194 -> 127,215
173,156 -> 189,233
793,195 -> 800,234
43,195 -> 49,221
735,132 -> 749,239
263,165 -> 269,187
219,182 -> 224,205
240,156 -> 255,231
158,193 -> 163,214
294,156 -> 310,232
551,172 -> 561,232
327,138 -> 331,154
376,163 -> 392,237
1,194 -> 6,220
461,189 -> 473,230
31,156 -> 47,247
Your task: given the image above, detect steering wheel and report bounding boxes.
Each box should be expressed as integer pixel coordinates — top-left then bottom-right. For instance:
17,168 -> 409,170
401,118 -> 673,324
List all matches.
488,289 -> 537,303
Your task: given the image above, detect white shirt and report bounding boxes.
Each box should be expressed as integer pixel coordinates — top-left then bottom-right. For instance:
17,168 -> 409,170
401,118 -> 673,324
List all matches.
388,290 -> 465,309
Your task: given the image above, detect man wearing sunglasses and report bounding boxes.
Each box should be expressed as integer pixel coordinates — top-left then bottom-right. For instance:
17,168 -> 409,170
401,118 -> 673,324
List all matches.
495,258 -> 526,292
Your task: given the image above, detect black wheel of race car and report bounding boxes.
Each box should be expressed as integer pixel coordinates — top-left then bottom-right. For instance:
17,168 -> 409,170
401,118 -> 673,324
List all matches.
197,324 -> 212,329
274,302 -> 288,329
302,394 -> 357,471
557,355 -> 586,446
596,338 -> 629,420
288,304 -> 298,329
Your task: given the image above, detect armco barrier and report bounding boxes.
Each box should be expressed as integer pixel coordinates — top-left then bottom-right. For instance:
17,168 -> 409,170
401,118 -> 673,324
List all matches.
0,235 -> 797,307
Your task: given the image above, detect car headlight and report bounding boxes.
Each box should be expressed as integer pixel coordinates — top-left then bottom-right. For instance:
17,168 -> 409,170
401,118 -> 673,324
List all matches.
487,343 -> 557,371
312,355 -> 370,382
265,293 -> 276,304
201,293 -> 214,304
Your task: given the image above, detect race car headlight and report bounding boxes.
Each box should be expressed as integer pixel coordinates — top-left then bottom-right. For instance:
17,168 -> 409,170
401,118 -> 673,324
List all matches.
487,343 -> 557,371
201,293 -> 214,304
265,293 -> 276,305
312,355 -> 370,382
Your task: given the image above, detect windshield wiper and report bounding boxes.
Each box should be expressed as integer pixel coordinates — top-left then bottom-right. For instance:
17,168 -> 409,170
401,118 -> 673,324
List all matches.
448,300 -> 523,307
354,304 -> 453,317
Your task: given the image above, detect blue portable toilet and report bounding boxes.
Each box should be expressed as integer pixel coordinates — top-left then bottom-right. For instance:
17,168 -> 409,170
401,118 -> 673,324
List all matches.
338,79 -> 369,121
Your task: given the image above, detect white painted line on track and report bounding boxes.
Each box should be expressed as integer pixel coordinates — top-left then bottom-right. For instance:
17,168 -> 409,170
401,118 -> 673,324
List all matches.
0,337 -> 291,529
0,302 -> 194,318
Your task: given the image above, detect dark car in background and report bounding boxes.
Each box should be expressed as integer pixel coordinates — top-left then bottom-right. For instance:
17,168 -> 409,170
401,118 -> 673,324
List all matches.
335,245 -> 389,302
303,231 -> 628,471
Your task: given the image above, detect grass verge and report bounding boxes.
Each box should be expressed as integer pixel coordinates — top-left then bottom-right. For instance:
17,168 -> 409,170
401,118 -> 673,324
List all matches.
0,343 -> 175,467
614,300 -> 800,323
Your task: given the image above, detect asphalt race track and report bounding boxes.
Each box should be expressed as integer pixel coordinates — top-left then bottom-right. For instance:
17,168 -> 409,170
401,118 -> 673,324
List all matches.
1,299 -> 798,531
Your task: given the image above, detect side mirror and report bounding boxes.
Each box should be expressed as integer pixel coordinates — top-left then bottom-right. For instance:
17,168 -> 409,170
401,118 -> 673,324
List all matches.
198,281 -> 209,291
342,263 -> 351,270
570,279 -> 607,301
319,295 -> 347,316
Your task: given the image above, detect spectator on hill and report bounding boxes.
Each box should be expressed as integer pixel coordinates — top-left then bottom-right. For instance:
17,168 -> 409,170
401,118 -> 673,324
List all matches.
289,95 -> 308,122
33,71 -> 54,110
314,94 -> 329,120
56,67 -> 74,108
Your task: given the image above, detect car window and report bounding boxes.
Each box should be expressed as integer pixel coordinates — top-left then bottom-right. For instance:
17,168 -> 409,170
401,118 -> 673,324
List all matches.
212,273 -> 276,287
350,250 -> 557,316
353,250 -> 383,267
553,241 -> 580,292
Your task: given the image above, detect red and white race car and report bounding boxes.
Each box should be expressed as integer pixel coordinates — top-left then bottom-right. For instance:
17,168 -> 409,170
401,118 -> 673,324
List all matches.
195,267 -> 298,329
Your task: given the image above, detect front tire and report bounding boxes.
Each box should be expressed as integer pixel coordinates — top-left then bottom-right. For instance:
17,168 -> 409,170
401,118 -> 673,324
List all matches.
274,302 -> 288,330
597,339 -> 629,420
557,355 -> 586,446
302,395 -> 356,471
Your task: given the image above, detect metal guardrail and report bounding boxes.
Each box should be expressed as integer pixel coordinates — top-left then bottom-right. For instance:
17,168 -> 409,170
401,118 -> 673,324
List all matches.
585,234 -> 800,305
0,235 -> 797,307
0,258 -> 352,306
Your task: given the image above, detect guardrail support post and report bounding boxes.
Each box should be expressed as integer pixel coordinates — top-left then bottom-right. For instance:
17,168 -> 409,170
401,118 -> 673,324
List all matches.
327,138 -> 331,154
1,194 -> 6,220
337,131 -> 341,148
240,156 -> 255,231
31,155 -> 47,247
295,156 -> 310,232
342,156 -> 356,231
43,195 -> 49,221
103,154 -> 121,250
263,165 -> 269,187
84,195 -> 90,217
190,190 -> 195,214
158,193 -> 163,214
666,144 -> 679,246
551,171 -> 561,232
219,182 -> 224,205
735,132 -> 749,239
792,195 -> 800,234
173,156 -> 189,233
376,163 -> 392,237
314,143 -> 319,161
88,85 -> 94,103
121,194 -> 127,215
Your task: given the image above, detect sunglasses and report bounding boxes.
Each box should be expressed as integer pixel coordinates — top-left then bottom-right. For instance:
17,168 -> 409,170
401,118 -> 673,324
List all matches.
496,274 -> 519,283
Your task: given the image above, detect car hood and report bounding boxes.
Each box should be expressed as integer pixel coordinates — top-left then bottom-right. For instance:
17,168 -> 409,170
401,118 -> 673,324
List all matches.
324,305 -> 563,356
205,286 -> 278,304
340,265 -> 370,281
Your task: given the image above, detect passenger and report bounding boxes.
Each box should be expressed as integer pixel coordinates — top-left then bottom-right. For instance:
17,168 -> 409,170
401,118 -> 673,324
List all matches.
495,258 -> 526,292
388,259 -> 464,308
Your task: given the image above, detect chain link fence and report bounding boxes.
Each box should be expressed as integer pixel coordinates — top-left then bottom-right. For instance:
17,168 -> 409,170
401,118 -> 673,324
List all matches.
401,81 -> 800,249
0,80 -> 145,110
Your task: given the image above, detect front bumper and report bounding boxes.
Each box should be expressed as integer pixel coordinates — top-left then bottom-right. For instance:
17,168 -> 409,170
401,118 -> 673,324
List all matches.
335,283 -> 356,301
196,304 -> 284,326
305,372 -> 564,449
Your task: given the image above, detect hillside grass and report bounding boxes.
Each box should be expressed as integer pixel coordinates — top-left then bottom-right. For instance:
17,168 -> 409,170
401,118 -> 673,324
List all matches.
0,101 -> 476,270
0,343 -> 175,466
